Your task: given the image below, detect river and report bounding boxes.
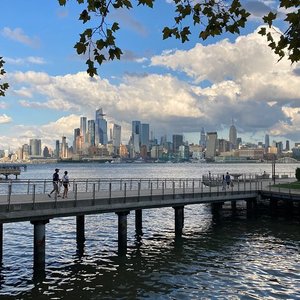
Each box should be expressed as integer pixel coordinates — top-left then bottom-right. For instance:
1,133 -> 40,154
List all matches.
0,162 -> 299,299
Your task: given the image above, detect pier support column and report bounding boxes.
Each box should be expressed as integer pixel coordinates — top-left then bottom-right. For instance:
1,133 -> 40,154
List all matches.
135,209 -> 142,235
173,206 -> 184,237
31,219 -> 49,271
231,201 -> 237,211
116,211 -> 130,255
284,200 -> 293,217
0,223 -> 2,263
76,215 -> 85,256
270,199 -> 278,216
246,199 -> 253,211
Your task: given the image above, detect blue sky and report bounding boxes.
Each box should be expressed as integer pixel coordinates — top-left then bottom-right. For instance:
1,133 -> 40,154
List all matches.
1,0 -> 300,151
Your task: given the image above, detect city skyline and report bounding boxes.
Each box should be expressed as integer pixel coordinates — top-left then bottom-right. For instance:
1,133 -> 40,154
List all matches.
1,1 -> 300,151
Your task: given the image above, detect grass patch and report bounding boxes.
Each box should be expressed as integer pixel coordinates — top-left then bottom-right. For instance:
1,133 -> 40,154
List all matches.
274,181 -> 300,189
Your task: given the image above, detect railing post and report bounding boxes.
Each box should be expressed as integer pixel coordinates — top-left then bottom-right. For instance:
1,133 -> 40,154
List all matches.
109,182 -> 112,204
150,182 -> 153,200
120,179 -> 123,191
32,184 -> 36,210
92,183 -> 95,205
124,183 -> 127,203
74,184 -> 78,207
138,182 -> 141,202
27,180 -> 30,194
98,179 -> 100,192
173,181 -> 175,199
183,181 -> 185,199
7,184 -> 12,212
43,180 -> 46,194
162,182 -> 164,200
85,179 -> 88,192
192,180 -> 195,197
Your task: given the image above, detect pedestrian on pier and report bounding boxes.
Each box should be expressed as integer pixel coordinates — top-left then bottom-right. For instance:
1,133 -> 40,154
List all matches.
48,168 -> 61,198
222,174 -> 226,190
62,171 -> 70,199
225,172 -> 231,189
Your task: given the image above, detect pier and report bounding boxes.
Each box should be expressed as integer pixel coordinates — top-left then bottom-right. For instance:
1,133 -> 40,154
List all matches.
0,164 -> 27,179
0,175 -> 299,273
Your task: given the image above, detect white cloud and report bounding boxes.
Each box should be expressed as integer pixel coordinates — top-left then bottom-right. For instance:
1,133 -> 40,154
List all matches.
1,27 -> 40,47
5,56 -> 46,65
5,26 -> 300,148
0,114 -> 12,124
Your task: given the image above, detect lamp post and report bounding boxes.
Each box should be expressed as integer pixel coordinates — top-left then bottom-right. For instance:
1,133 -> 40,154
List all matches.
272,154 -> 276,184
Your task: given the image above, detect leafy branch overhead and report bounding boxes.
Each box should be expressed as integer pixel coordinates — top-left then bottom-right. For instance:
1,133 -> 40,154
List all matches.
57,0 -> 300,77
0,58 -> 9,97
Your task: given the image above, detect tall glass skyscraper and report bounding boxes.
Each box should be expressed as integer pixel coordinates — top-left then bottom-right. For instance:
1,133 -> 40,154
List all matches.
29,139 -> 41,156
141,123 -> 150,150
229,120 -> 237,150
95,108 -> 108,145
87,120 -> 95,146
80,116 -> 87,143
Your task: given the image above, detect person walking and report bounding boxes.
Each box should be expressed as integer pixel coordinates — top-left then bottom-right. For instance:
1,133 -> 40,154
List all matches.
48,168 -> 61,198
61,171 -> 70,199
225,172 -> 231,189
222,174 -> 226,190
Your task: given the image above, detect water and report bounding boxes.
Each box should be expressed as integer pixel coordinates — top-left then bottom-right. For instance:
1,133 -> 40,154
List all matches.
0,163 -> 299,299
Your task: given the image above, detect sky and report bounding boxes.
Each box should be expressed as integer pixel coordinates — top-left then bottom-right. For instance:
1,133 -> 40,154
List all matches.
1,0 -> 300,151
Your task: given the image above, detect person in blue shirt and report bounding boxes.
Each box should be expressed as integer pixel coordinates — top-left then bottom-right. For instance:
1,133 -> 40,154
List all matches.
48,168 -> 61,198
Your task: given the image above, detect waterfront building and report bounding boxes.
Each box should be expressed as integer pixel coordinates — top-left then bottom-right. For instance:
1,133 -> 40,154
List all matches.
95,108 -> 108,145
178,145 -> 189,160
29,139 -> 42,156
119,144 -> 129,158
206,132 -> 218,159
286,140 -> 290,151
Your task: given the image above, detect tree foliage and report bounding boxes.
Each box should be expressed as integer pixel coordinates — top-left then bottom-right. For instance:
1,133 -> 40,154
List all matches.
296,167 -> 300,181
1,0 -> 299,96
0,58 -> 9,97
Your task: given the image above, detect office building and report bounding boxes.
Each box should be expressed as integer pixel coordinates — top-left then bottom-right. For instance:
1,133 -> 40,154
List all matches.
29,139 -> 41,156
172,134 -> 183,152
80,116 -> 87,143
112,124 -> 121,154
206,132 -> 218,159
95,108 -> 108,145
87,120 -> 95,147
141,123 -> 150,150
229,121 -> 237,149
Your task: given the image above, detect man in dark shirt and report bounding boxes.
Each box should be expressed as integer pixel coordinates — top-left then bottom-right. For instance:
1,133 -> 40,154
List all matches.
48,168 -> 61,198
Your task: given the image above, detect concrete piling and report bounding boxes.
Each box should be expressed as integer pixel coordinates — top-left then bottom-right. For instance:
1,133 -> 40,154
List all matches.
135,209 -> 142,235
116,211 -> 130,255
174,206 -> 184,236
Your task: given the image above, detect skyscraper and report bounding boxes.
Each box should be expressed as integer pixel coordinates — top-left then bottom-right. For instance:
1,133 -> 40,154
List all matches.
141,123 -> 150,150
206,132 -> 218,159
172,134 -> 183,152
29,139 -> 41,156
112,124 -> 121,154
132,120 -> 141,154
95,108 -> 108,145
73,128 -> 80,153
80,116 -> 87,143
200,127 -> 206,148
87,120 -> 95,147
229,120 -> 237,150
265,134 -> 270,150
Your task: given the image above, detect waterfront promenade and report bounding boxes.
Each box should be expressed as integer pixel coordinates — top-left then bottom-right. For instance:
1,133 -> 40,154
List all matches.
0,175 -> 299,274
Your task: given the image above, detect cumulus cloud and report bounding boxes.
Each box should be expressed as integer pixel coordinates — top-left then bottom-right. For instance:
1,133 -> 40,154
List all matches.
0,114 -> 12,124
5,26 -> 300,148
5,56 -> 46,65
1,27 -> 40,47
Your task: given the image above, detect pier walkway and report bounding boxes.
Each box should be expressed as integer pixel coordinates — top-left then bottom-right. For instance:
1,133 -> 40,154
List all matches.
0,176 -> 299,273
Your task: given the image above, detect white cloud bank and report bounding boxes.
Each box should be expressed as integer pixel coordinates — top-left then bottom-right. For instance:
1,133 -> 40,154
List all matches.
3,26 -> 300,150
